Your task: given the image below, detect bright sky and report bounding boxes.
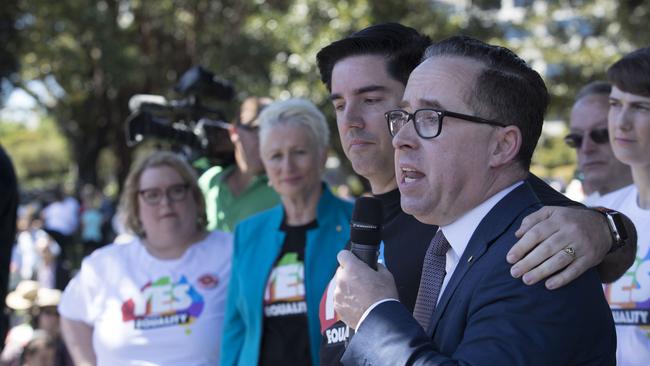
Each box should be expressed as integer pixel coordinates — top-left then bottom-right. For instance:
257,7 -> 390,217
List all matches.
1,82 -> 45,128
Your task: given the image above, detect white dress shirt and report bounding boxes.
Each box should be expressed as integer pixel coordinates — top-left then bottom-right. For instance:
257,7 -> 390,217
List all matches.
356,181 -> 524,329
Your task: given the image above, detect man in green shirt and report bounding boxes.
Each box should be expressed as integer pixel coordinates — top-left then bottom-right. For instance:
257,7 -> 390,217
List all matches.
199,97 -> 280,232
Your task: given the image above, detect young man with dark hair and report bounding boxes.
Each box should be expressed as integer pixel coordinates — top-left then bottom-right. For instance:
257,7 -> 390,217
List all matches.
316,23 -> 635,364
333,35 -> 616,365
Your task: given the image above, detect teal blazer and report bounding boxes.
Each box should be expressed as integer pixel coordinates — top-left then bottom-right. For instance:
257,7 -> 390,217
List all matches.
220,184 -> 353,366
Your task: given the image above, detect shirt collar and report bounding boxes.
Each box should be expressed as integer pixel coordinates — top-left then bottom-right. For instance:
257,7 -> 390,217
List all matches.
441,181 -> 524,260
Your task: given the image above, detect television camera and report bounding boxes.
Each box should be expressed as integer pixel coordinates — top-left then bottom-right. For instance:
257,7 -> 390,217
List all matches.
125,66 -> 236,165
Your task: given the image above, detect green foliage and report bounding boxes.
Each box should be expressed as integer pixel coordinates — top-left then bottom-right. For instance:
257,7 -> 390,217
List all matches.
531,132 -> 577,183
0,0 -> 20,105
13,0 -> 499,191
0,117 -> 72,189
510,0 -> 650,120
8,0 -> 650,192
505,0 -> 650,182
534,135 -> 576,169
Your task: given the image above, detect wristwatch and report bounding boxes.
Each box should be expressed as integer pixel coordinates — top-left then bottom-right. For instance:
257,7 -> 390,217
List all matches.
592,207 -> 628,253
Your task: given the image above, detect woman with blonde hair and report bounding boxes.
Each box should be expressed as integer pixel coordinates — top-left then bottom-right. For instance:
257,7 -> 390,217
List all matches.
221,99 -> 353,365
58,151 -> 232,365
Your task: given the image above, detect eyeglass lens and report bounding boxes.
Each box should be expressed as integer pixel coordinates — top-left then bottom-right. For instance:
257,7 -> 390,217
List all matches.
139,183 -> 189,204
564,128 -> 609,148
387,110 -> 441,138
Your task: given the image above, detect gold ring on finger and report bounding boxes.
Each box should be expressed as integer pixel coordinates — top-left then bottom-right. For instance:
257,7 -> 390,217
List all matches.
563,246 -> 576,259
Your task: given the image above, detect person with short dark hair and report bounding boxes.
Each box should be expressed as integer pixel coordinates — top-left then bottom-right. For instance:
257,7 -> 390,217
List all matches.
601,47 -> 650,366
565,81 -> 633,201
199,97 -> 280,233
334,35 -> 616,365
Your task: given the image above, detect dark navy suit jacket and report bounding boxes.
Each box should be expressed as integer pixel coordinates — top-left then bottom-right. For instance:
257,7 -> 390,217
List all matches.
342,182 -> 616,366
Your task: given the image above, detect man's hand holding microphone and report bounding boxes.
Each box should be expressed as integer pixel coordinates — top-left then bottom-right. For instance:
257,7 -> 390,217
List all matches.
333,197 -> 399,330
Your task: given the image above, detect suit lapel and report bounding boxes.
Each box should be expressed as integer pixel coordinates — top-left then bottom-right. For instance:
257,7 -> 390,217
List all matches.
427,182 -> 542,336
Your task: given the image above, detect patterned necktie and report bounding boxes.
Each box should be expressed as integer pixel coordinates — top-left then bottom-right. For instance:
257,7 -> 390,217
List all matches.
413,230 -> 451,331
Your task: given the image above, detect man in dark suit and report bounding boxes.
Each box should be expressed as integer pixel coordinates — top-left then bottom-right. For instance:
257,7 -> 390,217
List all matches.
333,36 -> 616,365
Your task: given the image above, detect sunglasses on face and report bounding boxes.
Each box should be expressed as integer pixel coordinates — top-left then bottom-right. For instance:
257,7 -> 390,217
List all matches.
563,128 -> 609,149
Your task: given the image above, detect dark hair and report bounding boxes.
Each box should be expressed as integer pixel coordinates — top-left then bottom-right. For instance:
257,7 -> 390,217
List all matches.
575,81 -> 611,102
316,23 -> 431,90
607,47 -> 650,97
423,36 -> 549,170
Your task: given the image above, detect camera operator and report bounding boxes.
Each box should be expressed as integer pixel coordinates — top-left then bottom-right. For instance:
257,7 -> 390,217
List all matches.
198,97 -> 280,232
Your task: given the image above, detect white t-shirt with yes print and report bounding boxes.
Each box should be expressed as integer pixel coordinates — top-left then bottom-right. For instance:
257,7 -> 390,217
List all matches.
59,230 -> 232,366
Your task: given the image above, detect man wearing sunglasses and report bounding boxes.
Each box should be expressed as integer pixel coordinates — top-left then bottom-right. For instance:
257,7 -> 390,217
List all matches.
334,36 -> 616,365
565,81 -> 632,203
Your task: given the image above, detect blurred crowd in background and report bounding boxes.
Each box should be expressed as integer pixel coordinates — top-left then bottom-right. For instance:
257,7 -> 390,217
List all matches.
1,184 -> 125,366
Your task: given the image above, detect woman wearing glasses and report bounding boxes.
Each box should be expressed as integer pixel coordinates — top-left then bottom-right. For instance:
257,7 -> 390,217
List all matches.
58,151 -> 232,365
220,99 -> 352,366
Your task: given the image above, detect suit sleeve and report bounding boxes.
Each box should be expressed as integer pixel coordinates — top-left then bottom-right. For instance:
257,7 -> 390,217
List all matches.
342,301 -> 450,365
440,268 -> 610,365
219,226 -> 246,366
343,255 -> 614,365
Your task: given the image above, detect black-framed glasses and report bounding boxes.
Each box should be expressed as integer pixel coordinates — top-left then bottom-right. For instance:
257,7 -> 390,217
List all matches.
138,183 -> 190,205
564,128 -> 609,149
385,108 -> 506,139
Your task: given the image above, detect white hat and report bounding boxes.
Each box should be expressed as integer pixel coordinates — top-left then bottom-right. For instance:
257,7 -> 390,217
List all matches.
34,288 -> 62,308
5,281 -> 39,311
5,282 -> 62,311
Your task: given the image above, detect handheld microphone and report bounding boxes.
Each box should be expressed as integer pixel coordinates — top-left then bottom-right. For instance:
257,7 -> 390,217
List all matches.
350,196 -> 383,270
